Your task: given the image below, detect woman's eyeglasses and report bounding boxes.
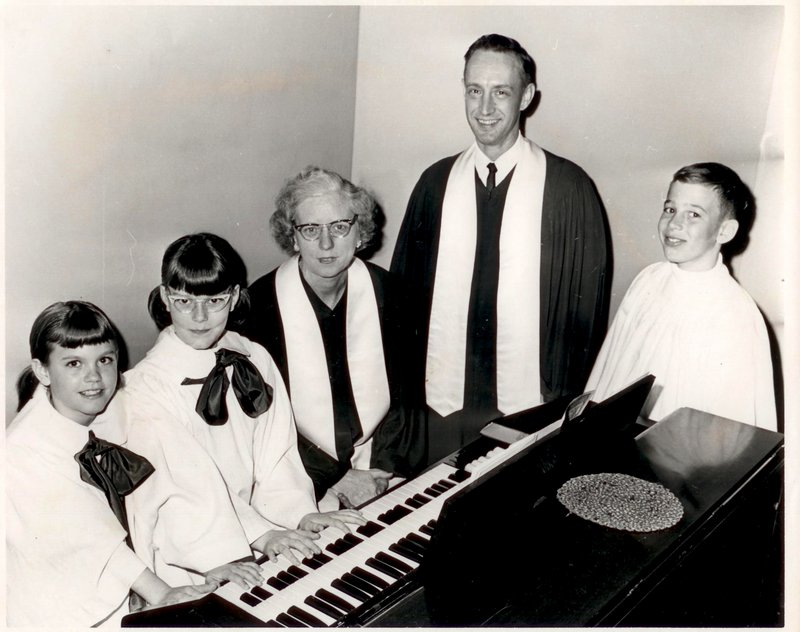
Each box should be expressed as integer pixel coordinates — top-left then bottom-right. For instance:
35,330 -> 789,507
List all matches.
293,216 -> 358,241
166,291 -> 233,314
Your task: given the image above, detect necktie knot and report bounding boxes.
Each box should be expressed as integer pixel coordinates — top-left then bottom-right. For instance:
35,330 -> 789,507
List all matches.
486,162 -> 497,193
185,348 -> 273,425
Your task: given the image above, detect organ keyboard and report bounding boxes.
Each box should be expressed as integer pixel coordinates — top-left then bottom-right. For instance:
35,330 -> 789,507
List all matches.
123,408 -> 564,628
207,415 -> 562,627
123,398 -> 784,627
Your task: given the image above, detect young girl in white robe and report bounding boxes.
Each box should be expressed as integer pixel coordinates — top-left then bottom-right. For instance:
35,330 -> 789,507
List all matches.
6,301 -> 216,627
586,163 -> 777,430
124,233 -> 365,583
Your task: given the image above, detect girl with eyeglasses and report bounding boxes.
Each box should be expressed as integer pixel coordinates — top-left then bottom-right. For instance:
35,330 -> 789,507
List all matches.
123,232 -> 365,590
240,167 -> 425,511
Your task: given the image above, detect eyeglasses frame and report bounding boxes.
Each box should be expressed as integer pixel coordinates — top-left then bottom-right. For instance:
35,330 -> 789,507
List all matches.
292,215 -> 359,241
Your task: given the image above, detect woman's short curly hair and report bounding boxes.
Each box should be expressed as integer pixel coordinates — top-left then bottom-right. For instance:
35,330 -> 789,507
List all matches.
270,166 -> 378,255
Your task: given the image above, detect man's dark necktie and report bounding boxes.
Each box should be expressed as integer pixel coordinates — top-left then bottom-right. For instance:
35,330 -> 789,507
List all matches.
182,348 -> 273,425
486,162 -> 497,194
74,431 -> 155,548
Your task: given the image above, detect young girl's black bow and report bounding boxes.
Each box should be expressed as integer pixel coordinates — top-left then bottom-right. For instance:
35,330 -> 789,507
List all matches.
74,431 -> 155,546
183,348 -> 273,425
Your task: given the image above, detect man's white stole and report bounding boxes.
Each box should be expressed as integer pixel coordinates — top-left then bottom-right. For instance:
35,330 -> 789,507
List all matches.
427,137 -> 545,417
275,256 -> 390,468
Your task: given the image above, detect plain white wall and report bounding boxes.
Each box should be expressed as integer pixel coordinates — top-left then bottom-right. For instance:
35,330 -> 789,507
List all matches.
3,5 -> 788,425
5,5 -> 360,420
351,5 -> 784,343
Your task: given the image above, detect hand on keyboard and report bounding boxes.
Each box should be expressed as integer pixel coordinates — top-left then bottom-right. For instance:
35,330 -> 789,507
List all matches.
299,509 -> 367,535
332,468 -> 393,507
204,560 -> 264,589
143,582 -> 217,610
252,528 -> 322,565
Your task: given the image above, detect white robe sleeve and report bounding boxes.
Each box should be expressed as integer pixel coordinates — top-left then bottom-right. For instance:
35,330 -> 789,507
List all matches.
123,386 -> 257,583
249,344 -> 318,528
6,443 -> 145,627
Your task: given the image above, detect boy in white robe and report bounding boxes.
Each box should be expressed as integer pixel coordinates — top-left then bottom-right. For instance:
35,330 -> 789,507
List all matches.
586,162 -> 777,430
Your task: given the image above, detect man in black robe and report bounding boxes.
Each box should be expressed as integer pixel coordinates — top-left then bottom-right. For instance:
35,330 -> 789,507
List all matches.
391,34 -> 610,463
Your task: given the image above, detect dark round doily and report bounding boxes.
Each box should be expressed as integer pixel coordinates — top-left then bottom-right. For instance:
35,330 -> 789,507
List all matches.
557,472 -> 684,532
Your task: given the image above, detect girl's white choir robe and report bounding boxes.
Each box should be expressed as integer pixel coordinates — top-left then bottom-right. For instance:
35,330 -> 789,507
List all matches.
124,328 -> 318,585
586,259 -> 777,430
6,389 -> 146,627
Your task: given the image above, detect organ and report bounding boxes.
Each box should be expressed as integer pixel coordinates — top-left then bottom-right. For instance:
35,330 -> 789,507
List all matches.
123,384 -> 784,627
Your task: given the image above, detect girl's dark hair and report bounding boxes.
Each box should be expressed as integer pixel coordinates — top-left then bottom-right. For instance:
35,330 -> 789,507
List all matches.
148,232 -> 250,330
16,300 -> 120,410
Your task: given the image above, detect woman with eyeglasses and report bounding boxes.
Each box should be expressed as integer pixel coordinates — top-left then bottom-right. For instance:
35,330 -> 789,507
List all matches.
240,167 -> 425,511
123,232 -> 365,588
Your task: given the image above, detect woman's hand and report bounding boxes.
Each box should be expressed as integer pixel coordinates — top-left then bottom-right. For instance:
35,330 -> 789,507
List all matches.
251,528 -> 321,565
332,468 -> 393,508
299,509 -> 367,535
204,561 -> 264,589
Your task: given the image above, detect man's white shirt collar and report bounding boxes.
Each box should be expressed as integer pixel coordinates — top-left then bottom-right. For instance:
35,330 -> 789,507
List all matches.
474,133 -> 524,187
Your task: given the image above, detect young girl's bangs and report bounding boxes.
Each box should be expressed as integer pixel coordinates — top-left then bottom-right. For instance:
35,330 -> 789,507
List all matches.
42,304 -> 118,351
164,248 -> 233,296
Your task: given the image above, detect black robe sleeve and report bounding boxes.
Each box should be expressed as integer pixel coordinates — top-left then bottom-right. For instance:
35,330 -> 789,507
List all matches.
366,264 -> 426,477
539,152 -> 611,401
390,156 -> 459,414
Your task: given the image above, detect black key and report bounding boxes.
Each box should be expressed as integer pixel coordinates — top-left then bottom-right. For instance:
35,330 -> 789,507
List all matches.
264,620 -> 284,627
276,612 -> 308,627
398,536 -> 427,556
316,552 -> 333,564
405,496 -> 424,509
356,521 -> 384,537
341,572 -> 381,596
240,592 -> 262,607
419,523 -> 435,537
252,586 -> 272,600
379,505 -> 413,525
343,533 -> 363,548
407,532 -> 429,549
285,565 -> 308,580
437,478 -> 456,489
276,570 -> 298,585
331,578 -> 371,602
366,556 -> 404,580
305,594 -> 345,620
390,541 -> 424,563
423,486 -> 442,498
267,576 -> 291,591
316,588 -> 355,613
287,606 -> 326,627
413,493 -> 432,505
430,482 -> 449,494
376,551 -> 413,574
303,556 -> 324,570
449,469 -> 471,483
352,566 -> 390,589
326,540 -> 348,555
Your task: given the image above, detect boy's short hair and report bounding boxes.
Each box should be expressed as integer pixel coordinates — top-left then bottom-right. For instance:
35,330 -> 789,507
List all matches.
671,162 -> 749,222
671,162 -> 755,258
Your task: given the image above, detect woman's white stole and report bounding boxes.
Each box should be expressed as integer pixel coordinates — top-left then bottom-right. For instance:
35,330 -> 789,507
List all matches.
275,256 -> 390,468
426,138 -> 546,417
